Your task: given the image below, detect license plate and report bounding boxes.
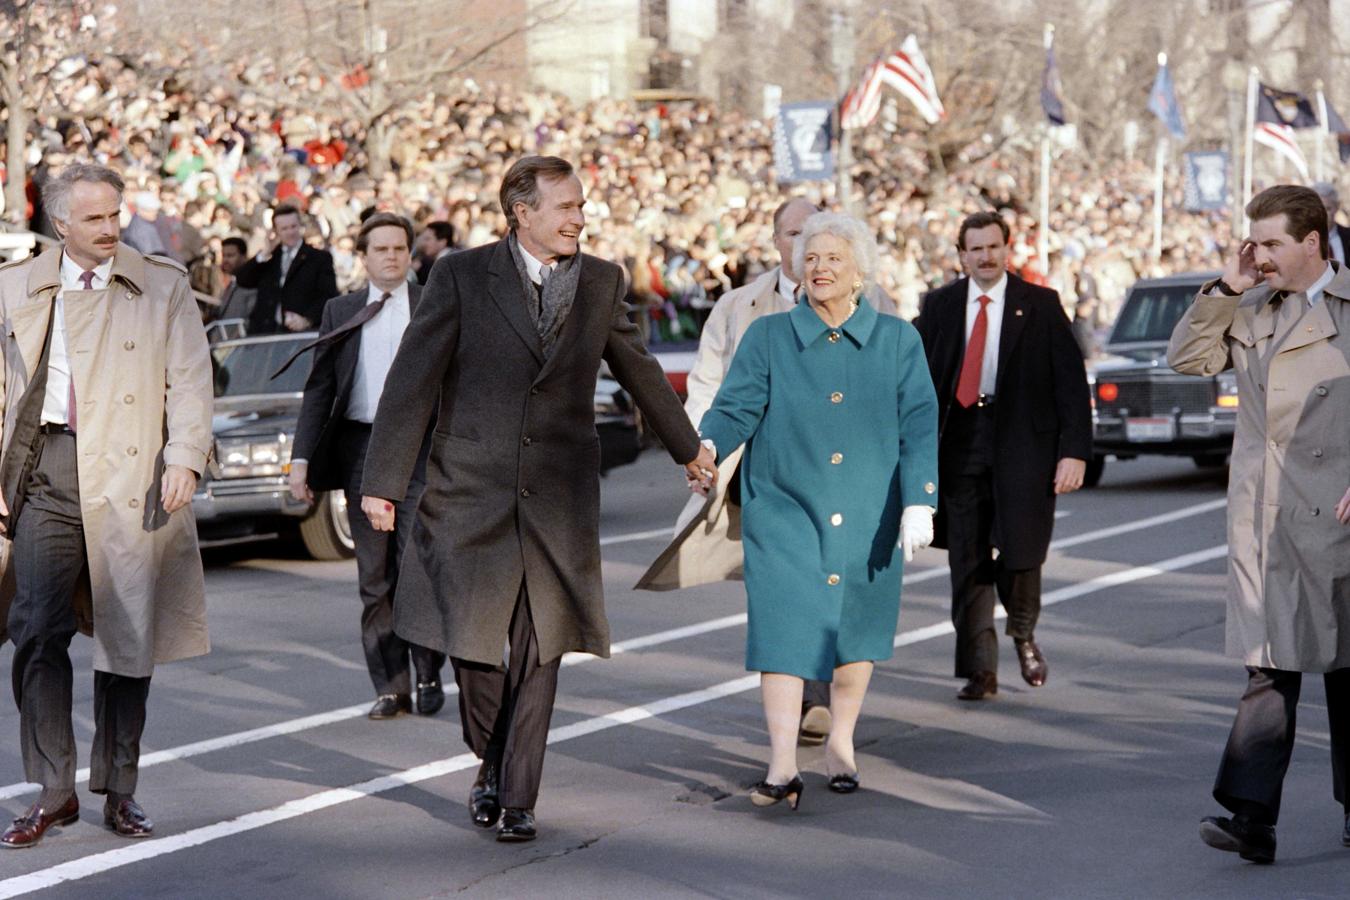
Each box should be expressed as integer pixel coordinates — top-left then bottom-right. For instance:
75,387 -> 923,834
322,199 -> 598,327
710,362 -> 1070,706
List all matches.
1125,417 -> 1175,441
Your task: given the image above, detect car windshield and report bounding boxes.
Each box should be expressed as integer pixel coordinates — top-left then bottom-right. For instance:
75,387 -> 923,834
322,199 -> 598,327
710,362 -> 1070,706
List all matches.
1109,283 -> 1205,344
212,339 -> 312,397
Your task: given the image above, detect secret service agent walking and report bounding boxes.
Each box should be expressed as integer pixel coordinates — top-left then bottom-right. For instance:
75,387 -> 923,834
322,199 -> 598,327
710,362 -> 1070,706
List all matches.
1170,184 -> 1350,864
0,163 -> 214,848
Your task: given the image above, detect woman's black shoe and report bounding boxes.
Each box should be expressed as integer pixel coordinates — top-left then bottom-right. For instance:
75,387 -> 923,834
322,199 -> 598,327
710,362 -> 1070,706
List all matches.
749,774 -> 804,810
827,771 -> 860,794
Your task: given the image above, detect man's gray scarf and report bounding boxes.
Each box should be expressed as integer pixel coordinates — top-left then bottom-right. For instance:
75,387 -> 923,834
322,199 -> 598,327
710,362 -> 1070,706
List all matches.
508,232 -> 581,358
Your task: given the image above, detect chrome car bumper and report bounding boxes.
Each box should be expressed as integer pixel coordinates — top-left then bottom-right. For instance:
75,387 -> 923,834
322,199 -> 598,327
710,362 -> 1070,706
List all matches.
192,475 -> 312,522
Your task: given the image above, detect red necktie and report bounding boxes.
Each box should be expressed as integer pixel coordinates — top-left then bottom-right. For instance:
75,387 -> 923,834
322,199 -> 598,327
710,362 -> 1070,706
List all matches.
955,295 -> 991,408
68,270 -> 96,432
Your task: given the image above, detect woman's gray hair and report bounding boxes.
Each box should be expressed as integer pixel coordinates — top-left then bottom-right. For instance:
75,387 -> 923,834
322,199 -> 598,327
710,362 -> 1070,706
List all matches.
45,163 -> 125,223
792,212 -> 879,283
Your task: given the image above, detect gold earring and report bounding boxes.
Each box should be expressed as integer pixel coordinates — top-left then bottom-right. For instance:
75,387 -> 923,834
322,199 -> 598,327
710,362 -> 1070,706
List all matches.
852,281 -> 862,291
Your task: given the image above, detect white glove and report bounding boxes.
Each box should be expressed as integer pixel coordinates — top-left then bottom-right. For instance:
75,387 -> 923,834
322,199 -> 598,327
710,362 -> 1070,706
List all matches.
899,505 -> 935,562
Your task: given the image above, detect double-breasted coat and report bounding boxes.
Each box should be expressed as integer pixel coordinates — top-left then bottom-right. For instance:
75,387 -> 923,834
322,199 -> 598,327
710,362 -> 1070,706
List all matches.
0,243 -> 214,677
361,239 -> 700,667
914,275 -> 1092,568
696,301 -> 939,681
1168,266 -> 1350,672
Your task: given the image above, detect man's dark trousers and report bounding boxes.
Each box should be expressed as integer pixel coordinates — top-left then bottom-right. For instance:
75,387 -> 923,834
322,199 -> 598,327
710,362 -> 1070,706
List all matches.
1214,666 -> 1350,824
452,583 -> 559,810
8,432 -> 150,805
335,420 -> 443,695
942,403 -> 1040,678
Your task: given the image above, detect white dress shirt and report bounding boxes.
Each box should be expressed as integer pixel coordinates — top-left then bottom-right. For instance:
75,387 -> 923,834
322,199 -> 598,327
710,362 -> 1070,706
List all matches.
518,244 -> 552,285
964,274 -> 1007,397
776,270 -> 799,304
42,254 -> 112,425
1306,262 -> 1335,307
346,282 -> 411,423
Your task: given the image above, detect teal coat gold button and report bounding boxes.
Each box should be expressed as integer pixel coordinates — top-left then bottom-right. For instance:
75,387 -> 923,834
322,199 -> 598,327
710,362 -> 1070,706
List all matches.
699,300 -> 939,680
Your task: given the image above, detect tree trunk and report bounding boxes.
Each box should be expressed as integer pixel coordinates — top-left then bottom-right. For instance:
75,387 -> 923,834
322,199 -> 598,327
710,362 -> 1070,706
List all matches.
2,63 -> 28,226
365,116 -> 390,179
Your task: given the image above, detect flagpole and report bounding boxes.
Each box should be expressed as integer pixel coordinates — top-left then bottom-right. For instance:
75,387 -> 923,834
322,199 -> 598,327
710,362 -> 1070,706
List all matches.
1038,23 -> 1053,278
1152,53 -> 1168,265
1316,81 -> 1329,184
1242,67 -> 1258,235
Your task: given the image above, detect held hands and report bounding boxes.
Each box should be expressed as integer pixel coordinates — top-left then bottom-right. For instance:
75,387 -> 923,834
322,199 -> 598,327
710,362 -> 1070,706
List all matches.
288,462 -> 315,504
684,444 -> 718,496
1222,240 -> 1262,294
362,495 -> 396,532
283,311 -> 312,332
1054,457 -> 1087,495
1336,487 -> 1350,525
161,464 -> 198,514
898,505 -> 935,562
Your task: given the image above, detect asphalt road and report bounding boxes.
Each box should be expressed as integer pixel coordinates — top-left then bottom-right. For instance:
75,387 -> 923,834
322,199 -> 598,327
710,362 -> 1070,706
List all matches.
0,451 -> 1345,899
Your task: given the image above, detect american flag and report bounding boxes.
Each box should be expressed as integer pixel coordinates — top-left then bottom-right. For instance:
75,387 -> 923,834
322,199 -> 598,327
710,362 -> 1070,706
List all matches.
840,35 -> 944,131
1253,122 -> 1310,181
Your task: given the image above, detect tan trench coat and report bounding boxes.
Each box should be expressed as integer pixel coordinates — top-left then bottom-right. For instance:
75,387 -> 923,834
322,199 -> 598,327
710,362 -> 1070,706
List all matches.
1168,266 -> 1350,672
0,243 -> 214,677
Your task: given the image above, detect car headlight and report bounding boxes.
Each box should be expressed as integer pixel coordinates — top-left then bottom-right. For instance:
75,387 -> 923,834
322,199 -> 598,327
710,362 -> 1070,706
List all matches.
215,435 -> 291,477
1215,372 -> 1239,409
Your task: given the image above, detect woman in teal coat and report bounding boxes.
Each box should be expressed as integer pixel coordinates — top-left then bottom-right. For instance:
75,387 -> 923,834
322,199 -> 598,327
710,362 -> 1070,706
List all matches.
696,213 -> 939,809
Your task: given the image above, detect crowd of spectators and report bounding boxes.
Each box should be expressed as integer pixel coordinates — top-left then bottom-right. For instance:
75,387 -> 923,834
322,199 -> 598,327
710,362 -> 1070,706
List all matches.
3,2 -> 1304,348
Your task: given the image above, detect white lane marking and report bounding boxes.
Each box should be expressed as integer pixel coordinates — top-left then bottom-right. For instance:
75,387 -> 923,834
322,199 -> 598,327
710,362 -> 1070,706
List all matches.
0,497 -> 1227,802
0,544 -> 1229,897
599,527 -> 673,546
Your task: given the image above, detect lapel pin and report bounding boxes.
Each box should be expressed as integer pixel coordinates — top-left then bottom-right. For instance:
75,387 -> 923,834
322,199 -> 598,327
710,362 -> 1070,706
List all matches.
1015,309 -> 1024,317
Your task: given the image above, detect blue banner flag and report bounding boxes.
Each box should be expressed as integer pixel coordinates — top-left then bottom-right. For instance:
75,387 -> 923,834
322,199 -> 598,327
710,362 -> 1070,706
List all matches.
1323,96 -> 1350,164
1148,61 -> 1186,140
1256,84 -> 1319,129
1041,46 -> 1067,126
1182,151 -> 1229,212
773,101 -> 834,183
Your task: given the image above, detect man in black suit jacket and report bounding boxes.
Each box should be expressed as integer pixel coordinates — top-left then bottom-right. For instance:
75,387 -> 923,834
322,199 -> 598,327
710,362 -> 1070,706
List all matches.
359,156 -> 716,842
234,203 -> 338,334
1314,182 -> 1350,265
915,212 -> 1091,702
287,212 -> 445,720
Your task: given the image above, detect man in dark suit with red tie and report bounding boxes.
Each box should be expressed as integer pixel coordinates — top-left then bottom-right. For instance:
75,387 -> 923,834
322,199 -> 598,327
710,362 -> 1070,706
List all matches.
234,203 -> 338,334
281,212 -> 445,719
915,212 -> 1092,701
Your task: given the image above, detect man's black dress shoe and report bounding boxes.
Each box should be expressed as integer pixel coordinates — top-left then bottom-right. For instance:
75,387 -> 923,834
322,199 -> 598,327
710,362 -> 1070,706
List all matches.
1342,813 -> 1349,848
1,795 -> 79,848
416,680 -> 445,716
497,807 -> 537,842
1200,815 -> 1276,864
957,671 -> 998,701
104,797 -> 154,838
368,694 -> 412,720
1014,638 -> 1048,687
469,759 -> 501,829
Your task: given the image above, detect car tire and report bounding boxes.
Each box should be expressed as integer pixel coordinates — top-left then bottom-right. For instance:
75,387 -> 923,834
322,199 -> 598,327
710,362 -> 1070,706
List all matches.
299,490 -> 356,560
1083,455 -> 1106,488
1192,453 -> 1229,469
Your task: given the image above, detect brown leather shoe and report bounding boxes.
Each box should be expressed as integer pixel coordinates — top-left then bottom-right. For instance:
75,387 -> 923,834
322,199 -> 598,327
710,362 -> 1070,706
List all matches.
1014,638 -> 1048,687
104,797 -> 154,838
1,795 -> 79,849
957,671 -> 998,701
368,693 -> 412,720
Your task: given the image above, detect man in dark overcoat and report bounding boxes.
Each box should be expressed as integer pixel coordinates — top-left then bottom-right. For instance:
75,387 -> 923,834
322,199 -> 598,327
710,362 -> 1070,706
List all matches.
360,156 -> 715,842
915,211 -> 1091,701
233,203 -> 338,334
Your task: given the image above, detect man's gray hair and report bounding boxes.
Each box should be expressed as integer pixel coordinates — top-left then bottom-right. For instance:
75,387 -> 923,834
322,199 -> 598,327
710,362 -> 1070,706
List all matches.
792,212 -> 879,283
45,163 -> 125,223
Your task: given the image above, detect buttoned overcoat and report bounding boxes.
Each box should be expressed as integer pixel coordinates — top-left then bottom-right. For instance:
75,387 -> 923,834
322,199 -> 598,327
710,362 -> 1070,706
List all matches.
1169,267 -> 1350,672
695,301 -> 939,680
362,240 -> 699,666
0,243 -> 214,677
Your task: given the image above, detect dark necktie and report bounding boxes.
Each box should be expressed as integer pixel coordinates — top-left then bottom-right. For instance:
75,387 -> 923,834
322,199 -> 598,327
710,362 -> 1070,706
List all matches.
955,294 -> 991,408
271,292 -> 391,379
67,270 -> 96,431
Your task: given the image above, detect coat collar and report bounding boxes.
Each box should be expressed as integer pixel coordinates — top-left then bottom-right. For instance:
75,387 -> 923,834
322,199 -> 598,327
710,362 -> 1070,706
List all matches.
486,238 -> 545,365
26,242 -> 146,297
789,294 -> 878,348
